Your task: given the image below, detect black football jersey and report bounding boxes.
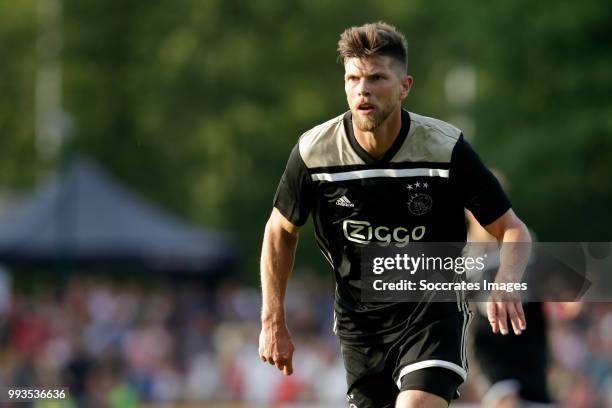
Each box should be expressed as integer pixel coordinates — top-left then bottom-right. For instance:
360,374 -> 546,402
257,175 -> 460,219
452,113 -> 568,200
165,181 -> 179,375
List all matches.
274,109 -> 510,339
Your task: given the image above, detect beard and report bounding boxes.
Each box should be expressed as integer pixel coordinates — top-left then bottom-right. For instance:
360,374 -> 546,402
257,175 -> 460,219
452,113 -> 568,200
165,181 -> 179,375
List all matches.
353,102 -> 395,131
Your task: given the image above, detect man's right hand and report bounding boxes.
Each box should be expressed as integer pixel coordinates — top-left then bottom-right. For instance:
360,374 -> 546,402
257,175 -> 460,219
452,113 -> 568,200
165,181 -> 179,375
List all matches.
258,322 -> 295,376
259,209 -> 300,376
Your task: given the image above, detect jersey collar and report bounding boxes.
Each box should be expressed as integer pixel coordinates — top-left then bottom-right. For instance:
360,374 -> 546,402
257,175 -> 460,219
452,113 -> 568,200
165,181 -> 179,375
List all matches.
343,109 -> 411,165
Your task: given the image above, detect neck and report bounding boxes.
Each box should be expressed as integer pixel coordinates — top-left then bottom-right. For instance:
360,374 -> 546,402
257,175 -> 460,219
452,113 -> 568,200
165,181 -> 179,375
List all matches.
352,106 -> 403,160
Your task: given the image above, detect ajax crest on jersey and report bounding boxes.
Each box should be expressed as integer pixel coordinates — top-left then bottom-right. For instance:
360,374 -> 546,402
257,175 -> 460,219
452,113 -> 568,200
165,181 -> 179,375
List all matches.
407,181 -> 433,215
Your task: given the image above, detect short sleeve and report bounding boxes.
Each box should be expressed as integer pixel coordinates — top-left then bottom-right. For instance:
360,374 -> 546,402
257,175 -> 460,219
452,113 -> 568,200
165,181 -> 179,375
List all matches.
450,135 -> 511,226
273,143 -> 315,226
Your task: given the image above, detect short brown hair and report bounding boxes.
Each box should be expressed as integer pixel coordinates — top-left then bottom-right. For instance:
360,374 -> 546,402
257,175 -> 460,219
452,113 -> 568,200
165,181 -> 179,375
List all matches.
337,22 -> 408,71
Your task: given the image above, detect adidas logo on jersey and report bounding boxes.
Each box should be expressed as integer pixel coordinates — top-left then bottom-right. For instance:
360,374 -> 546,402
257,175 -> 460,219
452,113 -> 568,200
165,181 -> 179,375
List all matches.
335,195 -> 354,207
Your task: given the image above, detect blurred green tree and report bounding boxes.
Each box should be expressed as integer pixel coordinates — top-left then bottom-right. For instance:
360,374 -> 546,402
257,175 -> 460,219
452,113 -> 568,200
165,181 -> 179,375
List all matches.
458,0 -> 612,240
0,2 -> 40,187
1,0 -> 609,282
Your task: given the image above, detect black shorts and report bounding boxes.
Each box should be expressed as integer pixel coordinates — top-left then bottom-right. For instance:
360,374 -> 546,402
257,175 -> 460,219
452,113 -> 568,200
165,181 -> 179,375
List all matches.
341,304 -> 473,407
473,303 -> 552,403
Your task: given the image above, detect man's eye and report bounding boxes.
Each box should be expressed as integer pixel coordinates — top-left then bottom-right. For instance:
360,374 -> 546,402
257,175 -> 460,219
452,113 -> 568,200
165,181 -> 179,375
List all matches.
372,75 -> 382,80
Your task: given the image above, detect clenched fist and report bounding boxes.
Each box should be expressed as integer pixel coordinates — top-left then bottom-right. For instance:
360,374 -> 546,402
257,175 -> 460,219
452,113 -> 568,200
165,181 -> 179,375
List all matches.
258,322 -> 295,376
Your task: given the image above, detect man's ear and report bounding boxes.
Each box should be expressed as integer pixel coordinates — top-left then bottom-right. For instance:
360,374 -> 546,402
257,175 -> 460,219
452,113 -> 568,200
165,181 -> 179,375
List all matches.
400,75 -> 413,99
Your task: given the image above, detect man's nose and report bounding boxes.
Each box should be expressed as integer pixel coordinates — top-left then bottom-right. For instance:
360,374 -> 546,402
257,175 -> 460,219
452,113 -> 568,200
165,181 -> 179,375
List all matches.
357,78 -> 370,96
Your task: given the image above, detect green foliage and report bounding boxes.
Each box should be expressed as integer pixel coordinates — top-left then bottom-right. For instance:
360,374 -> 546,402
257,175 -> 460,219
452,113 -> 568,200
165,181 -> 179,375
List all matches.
459,0 -> 612,240
0,2 -> 40,187
0,0 -> 610,281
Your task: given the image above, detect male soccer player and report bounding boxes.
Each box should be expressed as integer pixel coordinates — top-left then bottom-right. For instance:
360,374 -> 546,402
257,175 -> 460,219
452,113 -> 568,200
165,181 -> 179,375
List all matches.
466,173 -> 553,407
259,22 -> 531,408
466,218 -> 553,408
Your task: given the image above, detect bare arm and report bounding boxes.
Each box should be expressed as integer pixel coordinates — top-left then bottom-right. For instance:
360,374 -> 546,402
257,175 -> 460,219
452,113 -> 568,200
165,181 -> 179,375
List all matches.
483,208 -> 532,335
258,208 -> 300,375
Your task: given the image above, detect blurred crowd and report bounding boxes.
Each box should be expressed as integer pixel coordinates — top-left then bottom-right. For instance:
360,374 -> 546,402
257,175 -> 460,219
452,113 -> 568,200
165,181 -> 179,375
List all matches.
0,268 -> 610,407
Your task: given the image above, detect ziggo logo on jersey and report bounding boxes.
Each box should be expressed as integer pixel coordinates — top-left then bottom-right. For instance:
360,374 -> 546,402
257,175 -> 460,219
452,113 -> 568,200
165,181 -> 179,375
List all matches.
342,220 -> 425,246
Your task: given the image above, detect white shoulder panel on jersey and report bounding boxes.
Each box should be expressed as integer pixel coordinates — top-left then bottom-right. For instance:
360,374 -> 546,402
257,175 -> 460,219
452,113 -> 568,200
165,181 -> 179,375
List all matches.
392,112 -> 462,163
298,113 -> 365,169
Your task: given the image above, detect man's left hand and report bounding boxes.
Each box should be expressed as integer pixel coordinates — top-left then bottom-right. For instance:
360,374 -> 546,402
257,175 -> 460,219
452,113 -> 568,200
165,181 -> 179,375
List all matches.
486,290 -> 526,335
